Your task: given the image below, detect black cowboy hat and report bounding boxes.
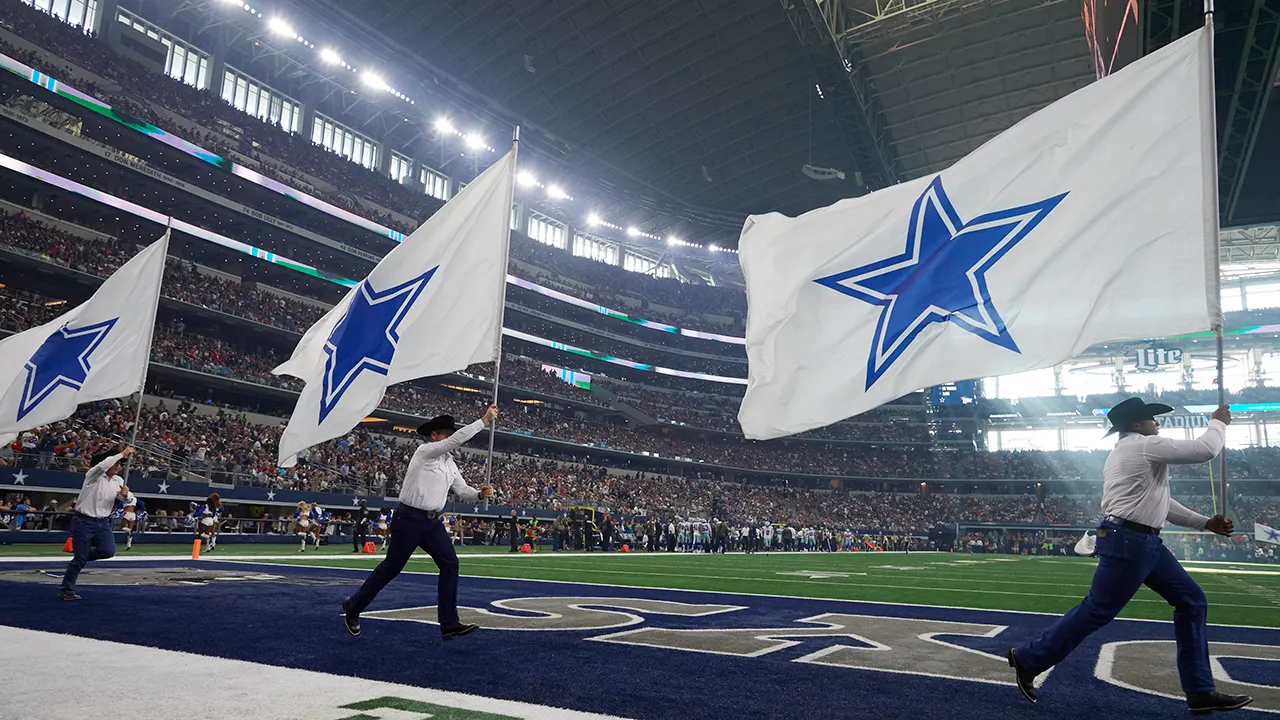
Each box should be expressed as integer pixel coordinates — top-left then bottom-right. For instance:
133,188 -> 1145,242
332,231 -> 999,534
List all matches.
417,414 -> 458,436
1105,397 -> 1174,436
91,448 -> 121,467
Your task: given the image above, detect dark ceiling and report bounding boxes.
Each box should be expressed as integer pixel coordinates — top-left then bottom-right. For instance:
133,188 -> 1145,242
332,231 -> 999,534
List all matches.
280,0 -> 1279,232
301,0 -> 860,218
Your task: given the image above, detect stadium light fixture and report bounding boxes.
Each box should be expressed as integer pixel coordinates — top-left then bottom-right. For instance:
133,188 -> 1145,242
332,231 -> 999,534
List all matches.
465,133 -> 485,149
709,243 -> 718,252
587,213 -> 601,227
435,118 -> 455,135
319,48 -> 341,65
667,236 -> 679,246
267,17 -> 294,37
547,185 -> 568,200
517,170 -> 537,187
626,227 -> 640,237
362,71 -> 389,91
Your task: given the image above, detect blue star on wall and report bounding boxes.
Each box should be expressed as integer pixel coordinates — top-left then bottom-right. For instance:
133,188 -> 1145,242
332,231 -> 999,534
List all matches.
816,177 -> 1066,390
18,318 -> 119,421
320,267 -> 438,422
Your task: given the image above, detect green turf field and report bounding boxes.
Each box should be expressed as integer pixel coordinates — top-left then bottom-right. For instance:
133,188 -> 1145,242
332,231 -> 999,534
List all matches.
7,543 -> 1276,627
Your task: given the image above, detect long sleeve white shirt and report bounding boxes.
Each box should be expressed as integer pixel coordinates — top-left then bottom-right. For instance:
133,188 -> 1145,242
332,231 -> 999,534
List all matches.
75,453 -> 127,519
397,420 -> 486,512
1100,420 -> 1225,530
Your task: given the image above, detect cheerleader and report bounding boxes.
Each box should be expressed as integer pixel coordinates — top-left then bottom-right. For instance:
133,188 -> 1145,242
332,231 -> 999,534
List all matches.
374,509 -> 391,550
193,494 -> 223,551
293,501 -> 312,552
111,493 -> 147,551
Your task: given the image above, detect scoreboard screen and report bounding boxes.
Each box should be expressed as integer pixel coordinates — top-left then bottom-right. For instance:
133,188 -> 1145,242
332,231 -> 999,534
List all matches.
930,380 -> 976,406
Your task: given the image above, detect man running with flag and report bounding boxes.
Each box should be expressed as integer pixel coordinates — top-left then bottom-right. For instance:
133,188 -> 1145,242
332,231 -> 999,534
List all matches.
1008,398 -> 1251,715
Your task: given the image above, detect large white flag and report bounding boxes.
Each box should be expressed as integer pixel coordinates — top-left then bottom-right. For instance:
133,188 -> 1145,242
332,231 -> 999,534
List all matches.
273,148 -> 516,466
738,29 -> 1216,440
1257,522 -> 1280,546
0,228 -> 168,435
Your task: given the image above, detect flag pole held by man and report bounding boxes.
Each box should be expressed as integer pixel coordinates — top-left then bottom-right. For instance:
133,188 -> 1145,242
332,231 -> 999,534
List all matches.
0,229 -> 169,436
272,147 -> 517,467
273,140 -> 518,640
735,29 -> 1219,440
731,24 -> 1251,715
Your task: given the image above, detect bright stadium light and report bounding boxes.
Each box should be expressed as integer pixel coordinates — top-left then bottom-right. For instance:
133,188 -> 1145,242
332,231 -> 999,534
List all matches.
517,170 -> 537,187
667,236 -> 679,246
435,117 -> 455,135
465,133 -> 485,149
587,213 -> 601,227
361,71 -> 388,91
267,17 -> 294,37
547,185 -> 568,200
709,243 -> 719,252
319,48 -> 341,65
626,227 -> 640,237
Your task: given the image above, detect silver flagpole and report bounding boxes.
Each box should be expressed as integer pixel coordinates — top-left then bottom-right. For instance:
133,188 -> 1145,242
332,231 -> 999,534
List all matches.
122,219 -> 171,484
1203,0 -> 1227,515
482,127 -> 520,512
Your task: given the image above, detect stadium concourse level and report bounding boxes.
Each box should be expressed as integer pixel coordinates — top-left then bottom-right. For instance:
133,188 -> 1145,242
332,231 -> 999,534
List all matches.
5,397 -> 1280,533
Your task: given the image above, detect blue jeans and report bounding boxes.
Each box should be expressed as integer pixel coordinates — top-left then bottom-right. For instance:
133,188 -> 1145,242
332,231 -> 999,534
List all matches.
60,514 -> 116,592
346,510 -> 460,625
1015,521 -> 1213,693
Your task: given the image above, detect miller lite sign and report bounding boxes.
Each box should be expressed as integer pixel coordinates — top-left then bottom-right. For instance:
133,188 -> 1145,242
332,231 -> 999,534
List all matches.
1133,347 -> 1182,371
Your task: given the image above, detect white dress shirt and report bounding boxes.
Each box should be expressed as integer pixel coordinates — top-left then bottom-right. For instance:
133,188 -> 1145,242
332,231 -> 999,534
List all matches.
398,420 -> 485,512
75,453 -> 127,519
1100,419 -> 1225,530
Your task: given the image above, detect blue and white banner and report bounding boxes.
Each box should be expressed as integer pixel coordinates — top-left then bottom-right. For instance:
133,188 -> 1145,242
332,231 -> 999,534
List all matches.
1257,522 -> 1279,546
273,149 -> 516,466
737,29 -> 1216,440
0,229 -> 168,436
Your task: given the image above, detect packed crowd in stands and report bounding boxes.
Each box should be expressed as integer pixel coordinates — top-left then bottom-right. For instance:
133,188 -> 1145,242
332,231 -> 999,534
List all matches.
6,396 -> 1280,533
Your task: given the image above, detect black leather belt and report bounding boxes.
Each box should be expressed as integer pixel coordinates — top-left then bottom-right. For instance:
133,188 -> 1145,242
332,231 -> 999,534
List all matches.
75,511 -> 107,521
397,504 -> 440,520
1105,515 -> 1160,535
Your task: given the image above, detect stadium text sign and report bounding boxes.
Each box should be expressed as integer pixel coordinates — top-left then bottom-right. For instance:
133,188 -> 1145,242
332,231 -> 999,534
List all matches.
1133,347 -> 1183,371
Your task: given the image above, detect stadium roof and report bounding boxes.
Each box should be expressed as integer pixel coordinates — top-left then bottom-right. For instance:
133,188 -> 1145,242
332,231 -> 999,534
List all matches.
166,0 -> 1278,246
290,0 -> 1097,220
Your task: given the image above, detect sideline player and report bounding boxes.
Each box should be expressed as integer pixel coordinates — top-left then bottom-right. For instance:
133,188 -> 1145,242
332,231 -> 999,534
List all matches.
59,447 -> 133,600
1008,398 -> 1251,714
341,406 -> 496,641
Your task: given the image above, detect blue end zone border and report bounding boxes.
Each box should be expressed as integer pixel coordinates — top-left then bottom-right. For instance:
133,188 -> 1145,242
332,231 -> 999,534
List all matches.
0,559 -> 1275,720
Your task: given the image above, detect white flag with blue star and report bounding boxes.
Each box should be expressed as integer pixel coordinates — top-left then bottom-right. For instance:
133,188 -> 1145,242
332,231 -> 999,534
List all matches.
738,28 -> 1216,440
1257,522 -> 1279,546
0,229 -> 169,435
273,148 -> 516,467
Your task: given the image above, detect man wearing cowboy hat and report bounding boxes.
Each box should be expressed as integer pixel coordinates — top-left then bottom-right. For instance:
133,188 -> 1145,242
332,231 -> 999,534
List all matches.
342,405 -> 497,641
1008,398 -> 1251,714
59,445 -> 134,600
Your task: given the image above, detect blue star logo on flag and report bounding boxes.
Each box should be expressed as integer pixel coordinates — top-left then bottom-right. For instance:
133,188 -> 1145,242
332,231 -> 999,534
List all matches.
18,319 -> 119,421
1267,526 -> 1280,543
816,177 -> 1067,390
319,268 -> 438,422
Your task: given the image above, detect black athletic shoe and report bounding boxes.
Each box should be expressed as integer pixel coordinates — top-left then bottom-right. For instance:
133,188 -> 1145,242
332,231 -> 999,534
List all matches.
59,589 -> 81,601
341,597 -> 360,636
440,622 -> 479,642
1187,691 -> 1252,715
1007,648 -> 1038,703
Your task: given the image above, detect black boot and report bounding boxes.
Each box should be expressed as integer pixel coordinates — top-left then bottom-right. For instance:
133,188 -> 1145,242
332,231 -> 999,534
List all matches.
1007,649 -> 1038,703
341,597 -> 360,636
1187,691 -> 1252,715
